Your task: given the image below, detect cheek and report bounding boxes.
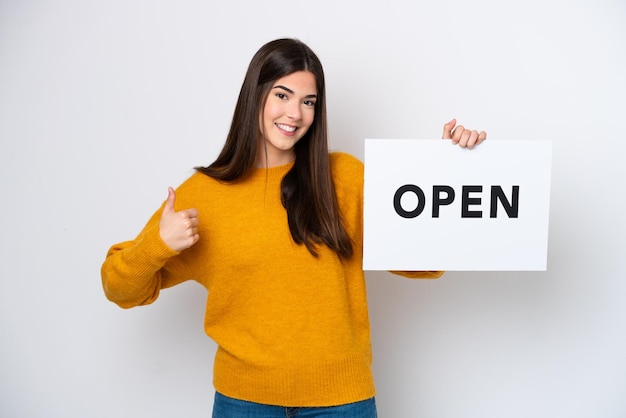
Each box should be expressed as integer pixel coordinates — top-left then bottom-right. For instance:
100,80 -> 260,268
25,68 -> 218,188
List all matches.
261,108 -> 277,132
261,100 -> 275,125
304,111 -> 315,128
263,99 -> 283,119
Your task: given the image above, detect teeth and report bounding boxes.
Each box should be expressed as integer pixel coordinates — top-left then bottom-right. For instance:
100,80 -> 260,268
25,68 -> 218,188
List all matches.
276,123 -> 296,132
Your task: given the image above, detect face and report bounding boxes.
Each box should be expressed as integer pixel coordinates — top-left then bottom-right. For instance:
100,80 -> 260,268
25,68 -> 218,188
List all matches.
258,71 -> 317,167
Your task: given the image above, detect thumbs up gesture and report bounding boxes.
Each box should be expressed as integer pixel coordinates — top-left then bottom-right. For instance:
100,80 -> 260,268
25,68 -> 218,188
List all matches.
159,187 -> 200,252
442,118 -> 487,149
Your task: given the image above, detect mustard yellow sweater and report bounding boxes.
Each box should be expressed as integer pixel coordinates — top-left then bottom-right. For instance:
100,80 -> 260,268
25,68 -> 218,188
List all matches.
101,152 -> 442,407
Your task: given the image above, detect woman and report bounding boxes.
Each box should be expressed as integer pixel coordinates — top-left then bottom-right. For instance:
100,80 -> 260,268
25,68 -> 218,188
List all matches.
101,38 -> 486,417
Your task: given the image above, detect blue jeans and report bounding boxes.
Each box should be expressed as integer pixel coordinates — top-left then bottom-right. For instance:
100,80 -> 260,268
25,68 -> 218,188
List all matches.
212,392 -> 378,418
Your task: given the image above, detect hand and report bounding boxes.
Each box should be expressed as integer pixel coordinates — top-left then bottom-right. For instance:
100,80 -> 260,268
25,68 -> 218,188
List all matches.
442,118 -> 487,149
159,187 -> 200,252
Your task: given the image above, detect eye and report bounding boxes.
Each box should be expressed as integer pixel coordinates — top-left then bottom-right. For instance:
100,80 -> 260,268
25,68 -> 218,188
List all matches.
303,100 -> 316,107
275,93 -> 288,100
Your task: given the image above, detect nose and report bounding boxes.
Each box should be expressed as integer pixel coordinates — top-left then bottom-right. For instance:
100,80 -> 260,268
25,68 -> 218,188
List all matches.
286,102 -> 302,120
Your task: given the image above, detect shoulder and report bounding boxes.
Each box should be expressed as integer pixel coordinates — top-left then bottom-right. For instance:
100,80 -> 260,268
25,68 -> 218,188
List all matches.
329,152 -> 363,205
329,152 -> 363,182
170,171 -> 224,207
177,171 -> 218,192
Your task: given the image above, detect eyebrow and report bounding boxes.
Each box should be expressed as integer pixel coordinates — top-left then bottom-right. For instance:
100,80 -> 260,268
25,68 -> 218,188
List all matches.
273,85 -> 317,99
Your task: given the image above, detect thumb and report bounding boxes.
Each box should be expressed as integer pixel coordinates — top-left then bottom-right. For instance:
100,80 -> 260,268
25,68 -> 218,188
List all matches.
442,118 -> 456,139
163,187 -> 176,214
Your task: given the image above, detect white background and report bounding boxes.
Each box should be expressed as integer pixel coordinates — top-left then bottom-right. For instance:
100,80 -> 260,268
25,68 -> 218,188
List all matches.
1,1 -> 624,417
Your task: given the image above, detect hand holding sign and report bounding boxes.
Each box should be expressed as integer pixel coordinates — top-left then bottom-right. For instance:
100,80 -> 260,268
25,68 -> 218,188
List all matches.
442,118 -> 487,149
159,187 -> 200,252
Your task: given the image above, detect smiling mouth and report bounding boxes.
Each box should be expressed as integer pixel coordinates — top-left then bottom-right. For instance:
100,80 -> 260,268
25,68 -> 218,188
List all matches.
276,123 -> 297,133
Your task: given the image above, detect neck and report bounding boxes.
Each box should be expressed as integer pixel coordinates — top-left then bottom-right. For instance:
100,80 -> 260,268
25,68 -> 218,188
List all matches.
255,150 -> 295,168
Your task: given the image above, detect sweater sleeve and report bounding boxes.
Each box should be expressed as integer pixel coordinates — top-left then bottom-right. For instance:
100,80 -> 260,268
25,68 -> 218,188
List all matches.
390,270 -> 445,279
101,202 -> 192,309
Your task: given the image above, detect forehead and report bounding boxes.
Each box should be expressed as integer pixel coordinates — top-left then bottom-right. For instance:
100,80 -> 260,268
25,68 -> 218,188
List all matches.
272,71 -> 317,93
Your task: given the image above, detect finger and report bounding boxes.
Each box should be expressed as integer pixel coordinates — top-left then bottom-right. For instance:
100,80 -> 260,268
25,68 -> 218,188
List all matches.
181,214 -> 193,228
181,231 -> 200,250
451,124 -> 465,144
186,227 -> 200,244
163,187 -> 176,214
465,130 -> 479,149
442,119 -> 456,139
180,209 -> 199,228
458,129 -> 472,147
183,208 -> 199,219
468,131 -> 487,148
477,131 -> 487,145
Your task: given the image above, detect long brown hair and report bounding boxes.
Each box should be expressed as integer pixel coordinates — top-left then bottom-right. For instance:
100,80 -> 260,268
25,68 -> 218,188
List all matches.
196,38 -> 353,259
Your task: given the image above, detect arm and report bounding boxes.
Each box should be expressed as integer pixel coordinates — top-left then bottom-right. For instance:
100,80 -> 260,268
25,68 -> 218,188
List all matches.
101,187 -> 199,308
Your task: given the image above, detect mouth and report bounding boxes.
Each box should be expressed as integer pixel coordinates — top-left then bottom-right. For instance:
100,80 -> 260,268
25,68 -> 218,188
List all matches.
276,123 -> 297,134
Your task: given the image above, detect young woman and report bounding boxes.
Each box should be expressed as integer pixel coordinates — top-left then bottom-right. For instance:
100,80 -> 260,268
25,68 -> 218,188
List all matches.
101,38 -> 486,418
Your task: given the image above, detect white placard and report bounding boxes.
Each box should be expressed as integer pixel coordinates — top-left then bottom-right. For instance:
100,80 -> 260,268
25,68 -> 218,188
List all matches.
363,139 -> 552,271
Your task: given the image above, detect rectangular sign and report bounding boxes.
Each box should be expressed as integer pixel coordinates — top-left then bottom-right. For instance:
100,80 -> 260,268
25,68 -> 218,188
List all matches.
363,139 -> 552,271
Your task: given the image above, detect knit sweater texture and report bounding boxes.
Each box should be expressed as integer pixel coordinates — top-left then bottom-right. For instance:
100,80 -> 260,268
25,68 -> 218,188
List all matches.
101,152 -> 442,407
